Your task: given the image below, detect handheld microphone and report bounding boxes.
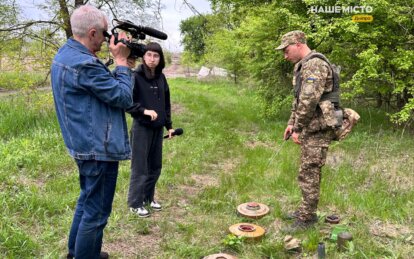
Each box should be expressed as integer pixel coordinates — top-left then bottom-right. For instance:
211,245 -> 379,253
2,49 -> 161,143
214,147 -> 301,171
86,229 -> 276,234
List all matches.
164,128 -> 184,139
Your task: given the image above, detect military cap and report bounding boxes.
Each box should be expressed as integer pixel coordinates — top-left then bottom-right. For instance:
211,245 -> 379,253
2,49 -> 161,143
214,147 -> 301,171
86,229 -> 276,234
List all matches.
275,30 -> 307,50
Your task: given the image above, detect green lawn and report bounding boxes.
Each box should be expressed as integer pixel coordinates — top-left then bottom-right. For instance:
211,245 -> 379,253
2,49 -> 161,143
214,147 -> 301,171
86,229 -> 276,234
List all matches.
0,79 -> 413,258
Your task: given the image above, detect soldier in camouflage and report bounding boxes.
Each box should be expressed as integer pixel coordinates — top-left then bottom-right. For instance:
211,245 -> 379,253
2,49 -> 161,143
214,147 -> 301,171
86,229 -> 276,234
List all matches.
276,30 -> 338,232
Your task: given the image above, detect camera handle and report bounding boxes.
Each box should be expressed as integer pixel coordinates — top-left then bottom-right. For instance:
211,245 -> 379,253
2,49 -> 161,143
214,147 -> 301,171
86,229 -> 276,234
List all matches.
104,33 -> 127,67
112,32 -> 131,48
104,59 -> 114,67
112,32 -> 119,44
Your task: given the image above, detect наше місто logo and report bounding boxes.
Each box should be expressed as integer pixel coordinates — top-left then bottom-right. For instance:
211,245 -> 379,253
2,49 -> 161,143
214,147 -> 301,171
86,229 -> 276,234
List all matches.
352,15 -> 374,22
309,5 -> 374,22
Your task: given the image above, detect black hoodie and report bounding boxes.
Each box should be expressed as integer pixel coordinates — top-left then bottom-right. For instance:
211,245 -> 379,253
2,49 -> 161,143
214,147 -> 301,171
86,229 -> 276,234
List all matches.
126,64 -> 172,129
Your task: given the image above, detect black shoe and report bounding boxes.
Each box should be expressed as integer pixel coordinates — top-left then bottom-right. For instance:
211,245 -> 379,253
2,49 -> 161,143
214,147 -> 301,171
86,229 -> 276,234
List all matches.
66,251 -> 109,259
100,251 -> 109,259
282,219 -> 318,233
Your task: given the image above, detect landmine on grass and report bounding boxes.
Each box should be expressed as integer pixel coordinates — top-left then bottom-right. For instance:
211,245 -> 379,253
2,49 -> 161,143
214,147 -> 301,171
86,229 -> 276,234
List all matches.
229,223 -> 265,241
237,202 -> 270,219
203,253 -> 238,259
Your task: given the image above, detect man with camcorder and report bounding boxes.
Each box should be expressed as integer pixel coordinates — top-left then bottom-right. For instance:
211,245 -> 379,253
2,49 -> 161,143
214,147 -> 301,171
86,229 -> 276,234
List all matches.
51,5 -> 132,259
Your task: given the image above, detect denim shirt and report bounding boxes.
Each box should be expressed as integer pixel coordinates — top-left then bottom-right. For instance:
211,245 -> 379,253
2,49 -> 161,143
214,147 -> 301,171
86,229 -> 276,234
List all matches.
51,38 -> 133,161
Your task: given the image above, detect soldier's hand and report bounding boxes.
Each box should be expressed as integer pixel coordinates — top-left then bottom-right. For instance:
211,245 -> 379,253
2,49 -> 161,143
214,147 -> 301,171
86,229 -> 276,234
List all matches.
284,125 -> 293,140
292,132 -> 301,144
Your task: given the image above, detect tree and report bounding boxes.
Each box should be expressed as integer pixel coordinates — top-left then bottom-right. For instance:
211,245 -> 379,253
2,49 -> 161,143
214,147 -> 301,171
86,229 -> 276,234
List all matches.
0,0 -> 162,44
186,0 -> 414,124
0,0 -> 163,88
204,28 -> 243,83
179,14 -> 210,63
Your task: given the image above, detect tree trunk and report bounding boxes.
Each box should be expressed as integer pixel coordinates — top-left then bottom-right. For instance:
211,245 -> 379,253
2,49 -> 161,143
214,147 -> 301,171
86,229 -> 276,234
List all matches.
403,88 -> 412,105
385,93 -> 391,109
396,89 -> 411,110
396,93 -> 404,109
58,0 -> 72,39
376,93 -> 383,108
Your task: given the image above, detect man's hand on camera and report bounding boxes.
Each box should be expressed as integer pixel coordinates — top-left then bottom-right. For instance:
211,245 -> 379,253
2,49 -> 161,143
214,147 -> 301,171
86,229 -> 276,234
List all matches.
109,32 -> 130,67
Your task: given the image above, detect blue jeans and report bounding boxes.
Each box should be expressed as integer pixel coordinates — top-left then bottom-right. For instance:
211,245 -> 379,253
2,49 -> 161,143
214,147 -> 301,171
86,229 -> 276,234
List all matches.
68,160 -> 119,259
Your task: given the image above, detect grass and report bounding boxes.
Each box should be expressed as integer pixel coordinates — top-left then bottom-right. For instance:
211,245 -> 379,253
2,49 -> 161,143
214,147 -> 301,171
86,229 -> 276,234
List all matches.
0,71 -> 49,90
0,78 -> 413,258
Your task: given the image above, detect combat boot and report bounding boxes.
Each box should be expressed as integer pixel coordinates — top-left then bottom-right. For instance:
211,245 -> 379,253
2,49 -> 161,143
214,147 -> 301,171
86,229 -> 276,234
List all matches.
284,211 -> 318,222
282,218 -> 318,233
284,210 -> 299,220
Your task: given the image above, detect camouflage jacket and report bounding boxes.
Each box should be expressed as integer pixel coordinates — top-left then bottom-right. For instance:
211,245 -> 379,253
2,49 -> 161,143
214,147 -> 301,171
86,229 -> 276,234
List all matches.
288,51 -> 334,133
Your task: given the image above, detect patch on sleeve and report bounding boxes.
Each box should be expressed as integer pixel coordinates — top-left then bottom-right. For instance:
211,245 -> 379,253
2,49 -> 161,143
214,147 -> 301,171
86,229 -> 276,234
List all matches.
306,77 -> 317,83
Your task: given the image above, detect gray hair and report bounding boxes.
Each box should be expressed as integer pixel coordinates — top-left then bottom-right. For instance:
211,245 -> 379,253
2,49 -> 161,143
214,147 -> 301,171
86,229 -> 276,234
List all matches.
70,5 -> 107,37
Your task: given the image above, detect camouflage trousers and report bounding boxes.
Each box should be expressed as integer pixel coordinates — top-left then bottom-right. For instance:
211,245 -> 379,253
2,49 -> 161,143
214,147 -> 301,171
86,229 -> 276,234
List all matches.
297,129 -> 336,221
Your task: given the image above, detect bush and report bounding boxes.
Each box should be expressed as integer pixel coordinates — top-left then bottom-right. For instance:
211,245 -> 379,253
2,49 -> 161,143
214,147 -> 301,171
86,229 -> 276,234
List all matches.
0,71 -> 48,90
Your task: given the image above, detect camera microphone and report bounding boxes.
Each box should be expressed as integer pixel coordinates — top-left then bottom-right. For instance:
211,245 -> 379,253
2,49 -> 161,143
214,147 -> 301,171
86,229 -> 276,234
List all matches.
113,19 -> 168,40
164,128 -> 184,139
137,26 -> 168,40
107,19 -> 169,61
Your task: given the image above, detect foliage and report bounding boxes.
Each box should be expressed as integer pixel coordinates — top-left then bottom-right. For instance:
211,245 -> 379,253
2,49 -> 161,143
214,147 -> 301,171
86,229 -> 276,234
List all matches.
0,72 -> 48,90
221,234 -> 245,252
0,29 -> 54,89
181,0 -> 414,124
204,25 -> 243,83
0,0 -> 165,89
0,0 -> 18,41
179,15 -> 211,63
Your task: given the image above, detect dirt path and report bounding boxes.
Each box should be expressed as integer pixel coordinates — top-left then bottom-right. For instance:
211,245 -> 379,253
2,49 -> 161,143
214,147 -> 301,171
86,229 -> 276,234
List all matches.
163,53 -> 197,78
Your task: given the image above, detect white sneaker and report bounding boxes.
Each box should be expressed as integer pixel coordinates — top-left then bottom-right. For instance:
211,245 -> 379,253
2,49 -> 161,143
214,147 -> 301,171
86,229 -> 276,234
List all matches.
150,201 -> 162,211
130,207 -> 150,218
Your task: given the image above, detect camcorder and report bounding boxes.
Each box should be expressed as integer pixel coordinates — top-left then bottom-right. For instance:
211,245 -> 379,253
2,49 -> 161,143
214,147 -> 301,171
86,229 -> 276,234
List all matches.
103,19 -> 168,61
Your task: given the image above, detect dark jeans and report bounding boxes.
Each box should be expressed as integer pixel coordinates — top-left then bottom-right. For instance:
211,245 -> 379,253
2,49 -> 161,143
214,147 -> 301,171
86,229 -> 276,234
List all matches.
68,160 -> 119,259
128,120 -> 163,208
